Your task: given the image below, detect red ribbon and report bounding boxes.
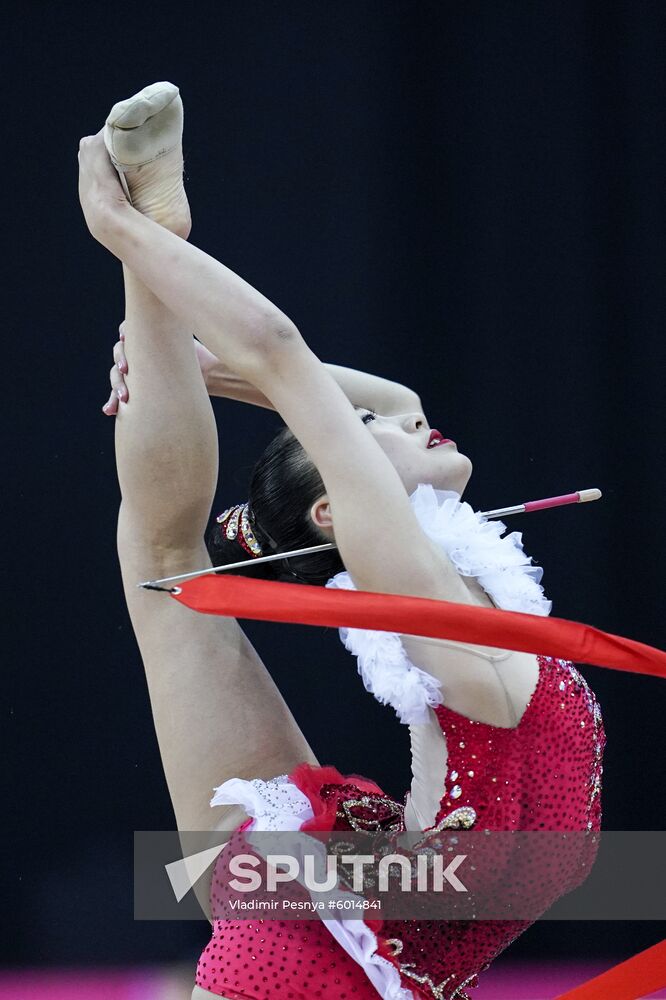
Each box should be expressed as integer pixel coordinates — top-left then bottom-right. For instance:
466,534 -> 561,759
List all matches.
555,938 -> 666,999
171,575 -> 666,678
171,577 -> 665,993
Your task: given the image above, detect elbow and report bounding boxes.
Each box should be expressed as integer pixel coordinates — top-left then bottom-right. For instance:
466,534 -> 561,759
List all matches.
259,311 -> 301,350
239,312 -> 303,376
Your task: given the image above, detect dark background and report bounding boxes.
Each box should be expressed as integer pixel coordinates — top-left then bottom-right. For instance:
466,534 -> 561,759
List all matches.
4,0 -> 665,976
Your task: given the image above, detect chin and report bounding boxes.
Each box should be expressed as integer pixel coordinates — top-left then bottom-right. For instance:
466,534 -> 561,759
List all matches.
402,454 -> 472,496
434,452 -> 473,495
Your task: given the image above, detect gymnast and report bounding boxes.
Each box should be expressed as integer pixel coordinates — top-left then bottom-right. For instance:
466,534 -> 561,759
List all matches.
79,82 -> 605,1000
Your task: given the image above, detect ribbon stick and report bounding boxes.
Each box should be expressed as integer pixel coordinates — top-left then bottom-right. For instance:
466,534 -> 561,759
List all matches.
139,488 -> 602,589
170,575 -> 666,679
555,937 -> 666,999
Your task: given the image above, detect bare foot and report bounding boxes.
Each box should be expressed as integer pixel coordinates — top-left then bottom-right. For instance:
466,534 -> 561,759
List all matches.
104,81 -> 191,237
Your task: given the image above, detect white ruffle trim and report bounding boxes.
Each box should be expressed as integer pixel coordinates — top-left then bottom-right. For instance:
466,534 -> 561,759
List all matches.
326,483 -> 552,724
210,775 -> 314,831
210,775 -> 415,999
409,484 -> 551,617
325,570 -> 443,725
323,918 -> 416,999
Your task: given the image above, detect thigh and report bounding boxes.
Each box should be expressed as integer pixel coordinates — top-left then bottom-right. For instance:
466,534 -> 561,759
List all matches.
119,535 -> 318,835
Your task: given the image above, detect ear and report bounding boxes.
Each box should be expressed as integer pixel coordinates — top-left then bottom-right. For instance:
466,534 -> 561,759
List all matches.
310,495 -> 333,532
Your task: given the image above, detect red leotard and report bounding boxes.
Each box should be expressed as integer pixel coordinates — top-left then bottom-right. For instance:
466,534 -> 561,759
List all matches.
195,654 -> 605,1000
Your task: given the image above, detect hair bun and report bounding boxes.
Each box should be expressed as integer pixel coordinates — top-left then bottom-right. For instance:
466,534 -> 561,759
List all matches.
205,424 -> 344,586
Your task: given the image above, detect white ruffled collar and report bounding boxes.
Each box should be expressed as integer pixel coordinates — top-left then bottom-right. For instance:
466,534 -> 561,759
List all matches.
408,484 -> 551,616
325,483 -> 551,724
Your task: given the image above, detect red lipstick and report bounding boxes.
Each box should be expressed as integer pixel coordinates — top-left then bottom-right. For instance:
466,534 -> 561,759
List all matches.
427,429 -> 454,448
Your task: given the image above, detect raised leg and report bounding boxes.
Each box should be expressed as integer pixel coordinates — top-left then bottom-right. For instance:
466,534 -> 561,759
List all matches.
108,91 -> 318,840
117,269 -> 318,840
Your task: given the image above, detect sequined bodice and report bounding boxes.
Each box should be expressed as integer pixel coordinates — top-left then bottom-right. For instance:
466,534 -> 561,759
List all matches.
432,655 -> 605,833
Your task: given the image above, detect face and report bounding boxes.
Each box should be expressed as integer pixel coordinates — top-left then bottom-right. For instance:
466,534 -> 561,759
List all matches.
358,408 -> 472,496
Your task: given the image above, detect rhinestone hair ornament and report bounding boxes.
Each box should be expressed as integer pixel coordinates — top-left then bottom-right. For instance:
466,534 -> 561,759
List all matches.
216,500 -> 328,583
216,503 -> 264,558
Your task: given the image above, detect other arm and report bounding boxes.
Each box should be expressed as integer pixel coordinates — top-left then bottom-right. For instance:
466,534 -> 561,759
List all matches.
106,336 -> 424,418
207,353 -> 423,416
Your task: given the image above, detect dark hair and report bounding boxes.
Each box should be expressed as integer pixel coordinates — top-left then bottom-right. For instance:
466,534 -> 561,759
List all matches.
205,425 -> 345,585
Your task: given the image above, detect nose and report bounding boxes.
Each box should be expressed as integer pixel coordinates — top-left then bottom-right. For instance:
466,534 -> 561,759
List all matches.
401,412 -> 426,433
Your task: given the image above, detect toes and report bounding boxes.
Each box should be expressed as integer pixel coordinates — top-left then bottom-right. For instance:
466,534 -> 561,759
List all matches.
107,82 -> 179,130
109,95 -> 154,130
104,83 -> 183,171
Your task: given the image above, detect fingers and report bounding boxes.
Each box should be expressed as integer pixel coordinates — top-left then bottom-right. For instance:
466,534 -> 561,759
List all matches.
113,338 -> 128,374
78,131 -> 127,217
111,361 -> 128,397
102,388 -> 119,416
102,333 -> 129,415
102,368 -> 127,414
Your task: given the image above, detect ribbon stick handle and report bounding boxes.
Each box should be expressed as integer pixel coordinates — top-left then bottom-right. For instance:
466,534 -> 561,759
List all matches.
523,488 -> 602,514
482,488 -> 602,520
